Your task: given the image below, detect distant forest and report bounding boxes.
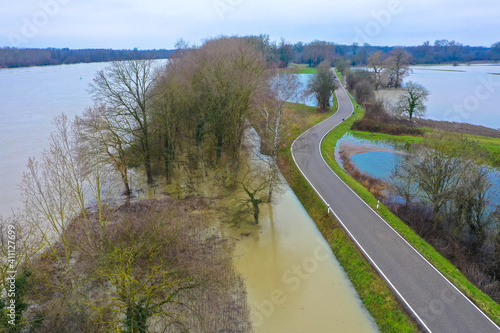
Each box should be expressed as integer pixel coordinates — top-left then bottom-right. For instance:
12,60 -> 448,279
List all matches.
249,37 -> 500,68
0,47 -> 175,68
1,38 -> 499,69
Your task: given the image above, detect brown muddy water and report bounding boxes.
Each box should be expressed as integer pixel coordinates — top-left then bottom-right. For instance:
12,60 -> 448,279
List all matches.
228,187 -> 379,332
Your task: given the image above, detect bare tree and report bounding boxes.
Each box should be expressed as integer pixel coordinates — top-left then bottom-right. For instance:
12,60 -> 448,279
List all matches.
94,243 -> 196,332
367,51 -> 387,90
77,104 -> 132,196
454,165 -> 494,253
334,57 -> 351,76
90,58 -> 160,185
21,114 -> 116,268
253,68 -> 301,201
238,164 -> 272,224
389,155 -> 418,208
152,37 -> 265,180
392,135 -> 479,230
396,81 -> 430,121
385,48 -> 411,88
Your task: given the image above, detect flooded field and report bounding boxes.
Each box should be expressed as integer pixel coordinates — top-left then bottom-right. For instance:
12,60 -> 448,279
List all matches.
375,64 -> 500,129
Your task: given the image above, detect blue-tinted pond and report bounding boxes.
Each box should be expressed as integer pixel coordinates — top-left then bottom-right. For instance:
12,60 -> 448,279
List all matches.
335,132 -> 405,180
351,151 -> 401,179
335,132 -> 500,209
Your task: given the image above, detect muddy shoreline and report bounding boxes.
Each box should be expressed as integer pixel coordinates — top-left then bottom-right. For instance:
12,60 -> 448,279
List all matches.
336,142 -> 405,161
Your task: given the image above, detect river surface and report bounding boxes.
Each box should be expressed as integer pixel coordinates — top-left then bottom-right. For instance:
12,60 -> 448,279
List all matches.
375,64 -> 500,129
0,62 -> 108,217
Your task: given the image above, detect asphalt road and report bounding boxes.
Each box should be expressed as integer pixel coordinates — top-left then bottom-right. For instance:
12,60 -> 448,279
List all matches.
291,80 -> 500,333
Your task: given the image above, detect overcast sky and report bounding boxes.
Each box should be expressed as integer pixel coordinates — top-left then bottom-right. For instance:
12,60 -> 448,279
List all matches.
1,0 -> 499,49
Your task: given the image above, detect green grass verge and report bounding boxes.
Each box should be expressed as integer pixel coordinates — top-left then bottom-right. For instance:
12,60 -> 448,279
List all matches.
296,67 -> 317,74
334,68 -> 343,82
320,99 -> 500,326
348,129 -> 500,167
276,101 -> 419,332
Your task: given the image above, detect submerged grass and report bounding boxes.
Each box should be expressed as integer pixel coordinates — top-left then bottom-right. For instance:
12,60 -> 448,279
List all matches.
277,99 -> 419,332
321,99 -> 500,326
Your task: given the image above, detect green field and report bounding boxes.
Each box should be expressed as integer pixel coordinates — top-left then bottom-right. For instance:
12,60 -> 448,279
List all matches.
295,67 -> 317,74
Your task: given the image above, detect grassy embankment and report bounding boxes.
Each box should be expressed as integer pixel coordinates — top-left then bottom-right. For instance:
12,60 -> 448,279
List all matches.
277,92 -> 419,332
320,87 -> 500,325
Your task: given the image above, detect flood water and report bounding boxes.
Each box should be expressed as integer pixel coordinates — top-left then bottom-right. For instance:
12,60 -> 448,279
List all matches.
230,185 -> 378,332
226,129 -> 378,332
295,74 -> 316,107
0,62 -> 108,217
375,64 -> 500,129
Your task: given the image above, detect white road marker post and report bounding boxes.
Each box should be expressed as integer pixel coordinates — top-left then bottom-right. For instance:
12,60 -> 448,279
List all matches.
377,200 -> 380,209
327,204 -> 331,214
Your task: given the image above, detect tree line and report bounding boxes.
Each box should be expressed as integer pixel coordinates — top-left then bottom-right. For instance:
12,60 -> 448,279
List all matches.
0,47 -> 174,68
3,37 -> 499,69
241,36 -> 500,68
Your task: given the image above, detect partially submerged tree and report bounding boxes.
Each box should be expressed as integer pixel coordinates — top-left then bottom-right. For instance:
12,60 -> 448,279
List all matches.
395,81 -> 430,121
90,58 -> 160,185
389,134 -> 484,231
308,60 -> 337,112
238,166 -> 272,224
152,36 -> 266,189
252,68 -> 301,201
385,48 -> 411,88
77,104 -> 132,196
389,156 -> 418,208
367,51 -> 387,90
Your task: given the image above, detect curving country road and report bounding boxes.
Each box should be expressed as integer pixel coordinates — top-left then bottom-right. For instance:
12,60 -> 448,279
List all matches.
291,79 -> 500,333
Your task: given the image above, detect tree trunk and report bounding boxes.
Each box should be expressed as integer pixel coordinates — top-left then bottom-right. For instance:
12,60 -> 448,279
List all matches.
145,156 -> 153,185
252,199 -> 260,224
123,178 -> 131,196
